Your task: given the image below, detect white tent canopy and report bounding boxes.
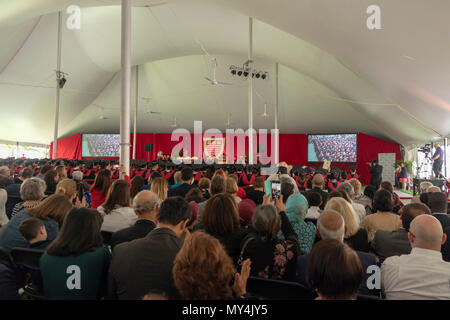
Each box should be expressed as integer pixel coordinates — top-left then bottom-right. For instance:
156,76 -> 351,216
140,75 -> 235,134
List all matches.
0,0 -> 449,149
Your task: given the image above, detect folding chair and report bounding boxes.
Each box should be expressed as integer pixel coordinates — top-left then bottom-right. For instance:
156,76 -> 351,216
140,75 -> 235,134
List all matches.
10,247 -> 45,300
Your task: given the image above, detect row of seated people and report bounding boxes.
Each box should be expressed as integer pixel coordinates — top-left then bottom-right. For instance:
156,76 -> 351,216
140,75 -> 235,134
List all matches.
0,163 -> 449,300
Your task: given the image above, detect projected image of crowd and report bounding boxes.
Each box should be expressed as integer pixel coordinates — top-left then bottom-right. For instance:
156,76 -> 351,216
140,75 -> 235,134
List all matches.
85,135 -> 120,158
310,135 -> 357,162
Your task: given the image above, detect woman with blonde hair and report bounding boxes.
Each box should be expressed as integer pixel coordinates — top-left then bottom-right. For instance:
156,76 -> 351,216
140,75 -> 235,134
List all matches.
150,177 -> 169,202
226,177 -> 241,205
325,197 -> 370,252
349,179 -> 372,211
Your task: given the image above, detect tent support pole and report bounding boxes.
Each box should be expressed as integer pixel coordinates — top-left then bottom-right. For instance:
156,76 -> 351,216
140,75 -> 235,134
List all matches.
133,65 -> 138,160
53,11 -> 62,159
120,0 -> 131,176
248,17 -> 254,165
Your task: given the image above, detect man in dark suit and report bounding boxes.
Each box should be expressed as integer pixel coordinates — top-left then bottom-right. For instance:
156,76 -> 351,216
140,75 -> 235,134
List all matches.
107,196 -> 192,300
296,210 -> 379,296
371,203 -> 431,262
303,174 -> 329,210
167,167 -> 195,198
427,192 -> 450,261
369,160 -> 383,189
110,190 -> 160,250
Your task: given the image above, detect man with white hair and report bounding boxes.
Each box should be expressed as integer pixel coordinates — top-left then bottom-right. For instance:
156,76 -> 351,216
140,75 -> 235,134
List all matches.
296,210 -> 378,296
110,190 -> 160,250
381,215 -> 450,299
411,181 -> 433,203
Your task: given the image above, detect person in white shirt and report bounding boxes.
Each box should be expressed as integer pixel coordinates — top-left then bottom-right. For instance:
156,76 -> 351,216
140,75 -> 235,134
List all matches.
305,191 -> 322,220
381,215 -> 450,300
98,179 -> 137,233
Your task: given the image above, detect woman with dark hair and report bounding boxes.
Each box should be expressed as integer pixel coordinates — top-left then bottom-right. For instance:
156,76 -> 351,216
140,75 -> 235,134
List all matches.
362,189 -> 402,242
130,175 -> 145,199
98,179 -> 136,233
44,169 -> 58,195
380,181 -> 404,213
90,169 -> 112,209
306,239 -> 363,300
239,196 -> 300,281
200,193 -> 249,264
0,194 -> 72,251
40,207 -> 110,300
173,231 -> 251,300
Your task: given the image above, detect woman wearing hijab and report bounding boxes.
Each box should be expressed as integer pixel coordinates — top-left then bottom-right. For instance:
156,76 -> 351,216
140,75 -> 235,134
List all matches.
285,193 -> 316,254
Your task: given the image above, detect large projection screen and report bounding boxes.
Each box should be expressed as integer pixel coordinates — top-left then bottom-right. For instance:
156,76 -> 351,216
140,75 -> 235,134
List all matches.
307,134 -> 357,163
82,134 -> 120,158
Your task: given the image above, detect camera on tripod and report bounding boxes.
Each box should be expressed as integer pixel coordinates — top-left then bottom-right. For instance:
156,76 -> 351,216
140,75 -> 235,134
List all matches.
418,144 -> 431,153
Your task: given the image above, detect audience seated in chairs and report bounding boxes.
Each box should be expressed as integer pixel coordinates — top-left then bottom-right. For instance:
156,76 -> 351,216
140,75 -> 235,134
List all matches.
411,181 -> 434,204
130,175 -> 145,199
306,239 -> 363,300
18,217 -> 52,250
240,197 -> 300,281
285,193 -> 316,254
40,208 -> 110,300
381,215 -> 450,299
197,177 -> 211,200
172,231 -> 251,300
198,193 -> 249,264
380,181 -> 404,214
245,176 -> 265,206
107,196 -> 192,300
237,199 -> 256,229
98,180 -> 136,233
371,203 -> 430,263
226,177 -> 242,206
110,190 -> 160,250
0,194 -> 72,251
281,181 -> 295,204
349,179 -> 372,211
5,168 -> 33,218
325,197 -> 370,252
363,189 -> 402,242
44,169 -> 58,196
297,210 -> 378,297
185,188 -> 204,204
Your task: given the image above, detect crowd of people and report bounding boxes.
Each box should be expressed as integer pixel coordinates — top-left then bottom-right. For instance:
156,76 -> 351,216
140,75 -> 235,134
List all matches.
83,135 -> 120,158
0,158 -> 449,300
309,135 -> 357,162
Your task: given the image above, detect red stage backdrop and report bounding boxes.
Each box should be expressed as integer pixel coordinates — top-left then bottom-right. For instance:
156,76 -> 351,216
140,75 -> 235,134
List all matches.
50,132 -> 400,185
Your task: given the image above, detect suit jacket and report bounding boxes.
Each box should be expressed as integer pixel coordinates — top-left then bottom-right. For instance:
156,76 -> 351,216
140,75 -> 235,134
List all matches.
107,227 -> 184,300
433,213 -> 450,262
110,219 -> 156,250
371,228 -> 411,262
369,165 -> 383,187
296,248 -> 379,296
167,183 -> 196,198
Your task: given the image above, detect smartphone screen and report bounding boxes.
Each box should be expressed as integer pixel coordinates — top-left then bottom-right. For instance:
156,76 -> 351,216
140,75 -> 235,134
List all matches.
271,181 -> 281,199
264,180 -> 272,197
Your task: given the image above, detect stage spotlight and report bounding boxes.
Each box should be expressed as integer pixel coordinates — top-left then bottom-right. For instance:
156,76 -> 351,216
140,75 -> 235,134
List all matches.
261,73 -> 267,80
237,70 -> 243,76
243,71 -> 249,77
255,73 -> 260,79
252,72 -> 255,78
231,69 -> 236,75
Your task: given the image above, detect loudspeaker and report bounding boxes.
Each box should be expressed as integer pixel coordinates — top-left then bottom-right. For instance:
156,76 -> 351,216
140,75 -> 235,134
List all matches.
144,143 -> 153,152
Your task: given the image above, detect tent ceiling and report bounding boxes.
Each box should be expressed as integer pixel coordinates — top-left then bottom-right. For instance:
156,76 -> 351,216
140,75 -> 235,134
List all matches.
0,0 -> 448,148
